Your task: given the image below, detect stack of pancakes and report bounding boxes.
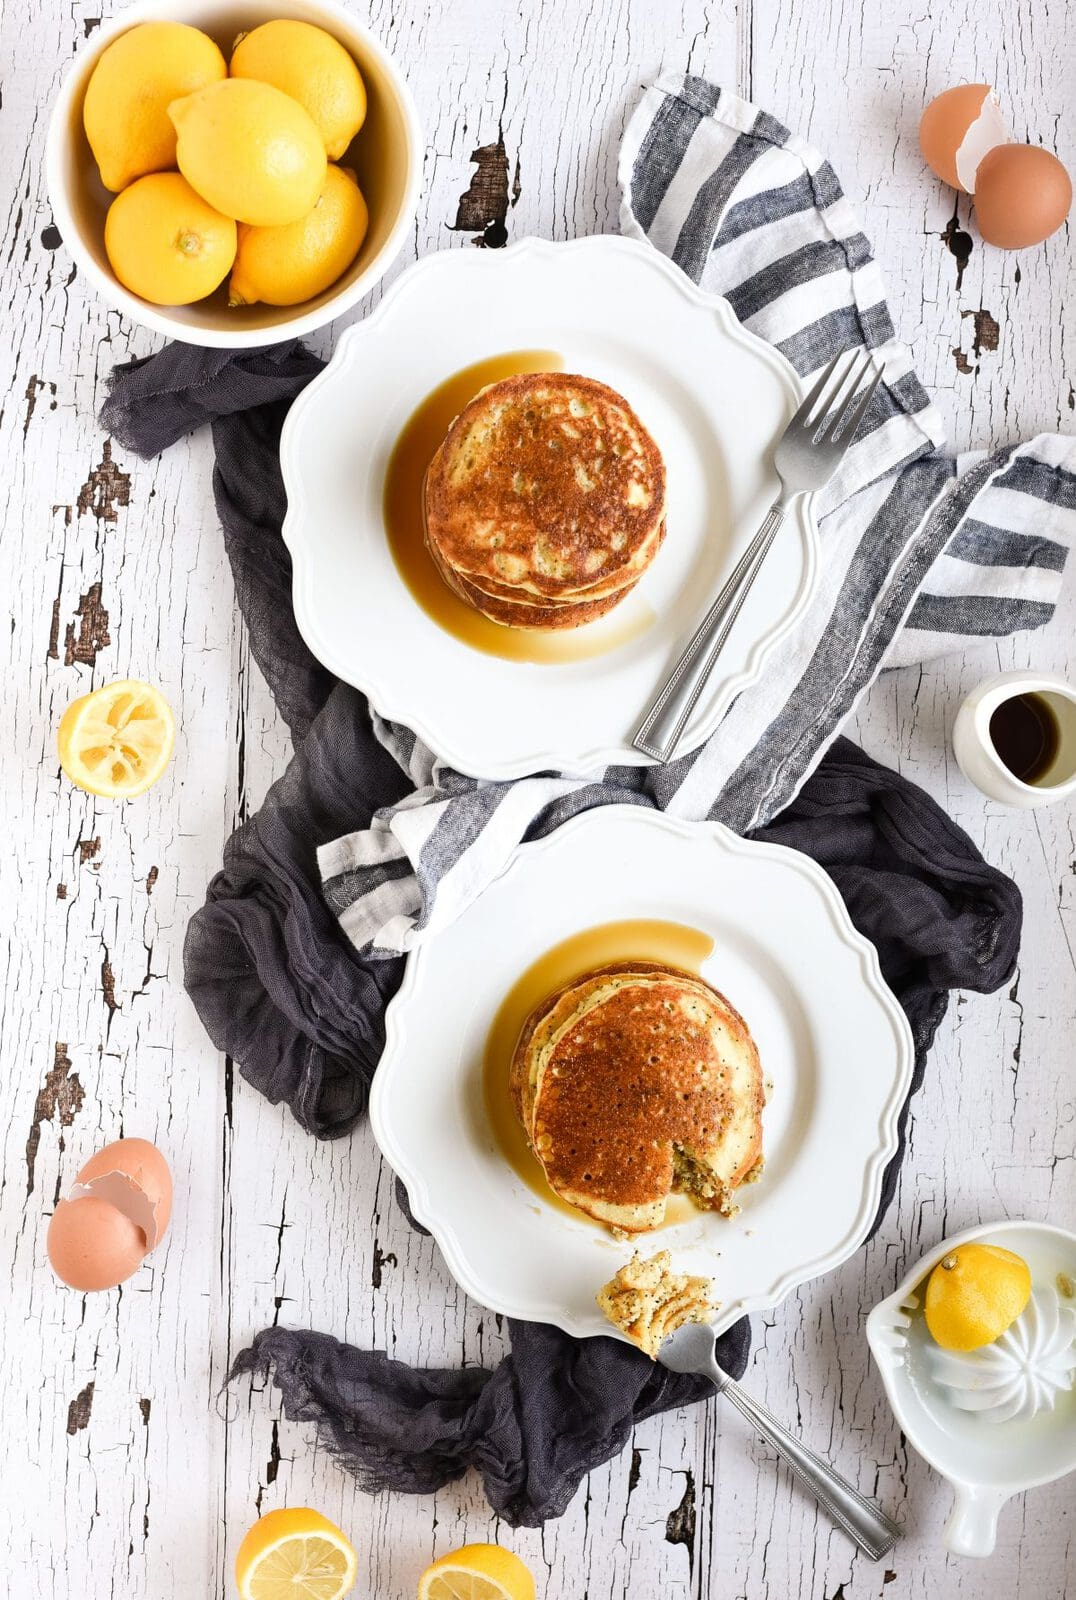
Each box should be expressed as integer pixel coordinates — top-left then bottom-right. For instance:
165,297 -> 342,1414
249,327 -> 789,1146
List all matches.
509,960 -> 764,1233
424,372 -> 666,629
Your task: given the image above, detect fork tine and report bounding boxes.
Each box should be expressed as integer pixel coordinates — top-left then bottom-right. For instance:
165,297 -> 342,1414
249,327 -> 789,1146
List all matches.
792,352 -> 845,428
814,351 -> 873,442
830,361 -> 885,449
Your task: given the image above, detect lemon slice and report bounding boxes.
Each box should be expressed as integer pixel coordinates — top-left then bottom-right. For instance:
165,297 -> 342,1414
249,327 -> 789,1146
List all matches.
57,679 -> 175,798
235,1508 -> 357,1600
418,1544 -> 536,1600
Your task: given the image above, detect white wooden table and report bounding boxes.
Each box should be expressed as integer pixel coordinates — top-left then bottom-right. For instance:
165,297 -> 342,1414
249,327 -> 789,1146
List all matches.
3,2 -> 1074,1595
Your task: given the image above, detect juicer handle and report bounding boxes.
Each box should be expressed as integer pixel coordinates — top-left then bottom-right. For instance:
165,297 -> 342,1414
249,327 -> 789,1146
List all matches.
945,1485 -> 1009,1558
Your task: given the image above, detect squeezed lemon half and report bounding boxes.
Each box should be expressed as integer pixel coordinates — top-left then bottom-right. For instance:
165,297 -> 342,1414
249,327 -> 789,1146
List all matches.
57,679 -> 175,799
235,1508 -> 357,1600
924,1242 -> 1032,1351
418,1543 -> 536,1600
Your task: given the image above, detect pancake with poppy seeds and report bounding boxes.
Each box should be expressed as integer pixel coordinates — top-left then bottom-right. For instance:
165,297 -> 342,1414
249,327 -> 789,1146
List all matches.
509,961 -> 764,1233
597,1250 -> 715,1357
424,372 -> 666,626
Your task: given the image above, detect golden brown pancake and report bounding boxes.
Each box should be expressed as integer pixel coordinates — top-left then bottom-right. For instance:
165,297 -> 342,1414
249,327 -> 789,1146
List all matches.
509,961 -> 764,1233
597,1250 -> 714,1357
443,515 -> 665,607
427,528 -> 640,629
424,372 -> 666,613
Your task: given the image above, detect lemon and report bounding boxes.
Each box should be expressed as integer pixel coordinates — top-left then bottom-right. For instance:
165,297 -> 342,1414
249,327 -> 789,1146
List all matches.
57,679 -> 175,799
169,78 -> 326,227
229,164 -> 368,307
230,19 -> 367,160
83,22 -> 226,192
104,173 -> 236,306
924,1242 -> 1032,1352
235,1508 -> 357,1600
418,1544 -> 536,1600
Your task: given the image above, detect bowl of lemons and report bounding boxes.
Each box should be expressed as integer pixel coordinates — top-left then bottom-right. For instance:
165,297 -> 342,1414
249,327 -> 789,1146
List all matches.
46,0 -> 421,345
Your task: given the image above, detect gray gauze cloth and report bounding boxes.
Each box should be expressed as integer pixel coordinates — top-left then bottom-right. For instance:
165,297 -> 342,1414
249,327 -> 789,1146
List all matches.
99,81 -> 1054,1527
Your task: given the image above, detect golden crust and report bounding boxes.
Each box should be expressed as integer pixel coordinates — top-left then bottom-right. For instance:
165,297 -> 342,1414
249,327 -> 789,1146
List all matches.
510,961 -> 764,1234
443,514 -> 665,607
427,527 -> 640,630
424,372 -> 666,605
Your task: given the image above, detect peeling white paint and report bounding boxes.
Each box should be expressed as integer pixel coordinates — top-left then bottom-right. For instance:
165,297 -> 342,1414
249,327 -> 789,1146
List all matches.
1,0 -> 1073,1596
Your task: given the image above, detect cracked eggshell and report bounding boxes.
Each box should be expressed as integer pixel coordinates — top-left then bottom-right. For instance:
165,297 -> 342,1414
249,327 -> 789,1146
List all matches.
919,84 -> 1008,192
47,1194 -> 147,1291
46,1137 -> 172,1292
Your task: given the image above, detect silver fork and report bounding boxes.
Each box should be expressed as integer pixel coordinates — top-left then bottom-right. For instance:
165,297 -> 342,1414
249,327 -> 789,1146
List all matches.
632,351 -> 885,763
660,1321 -> 902,1561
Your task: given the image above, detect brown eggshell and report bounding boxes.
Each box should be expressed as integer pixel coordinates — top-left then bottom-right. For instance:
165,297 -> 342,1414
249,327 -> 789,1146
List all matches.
47,1194 -> 148,1291
919,84 -> 993,189
73,1137 -> 173,1246
973,144 -> 1072,248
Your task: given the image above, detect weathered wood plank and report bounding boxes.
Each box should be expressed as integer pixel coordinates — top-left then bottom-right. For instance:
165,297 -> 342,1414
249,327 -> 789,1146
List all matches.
1,0 -> 1072,1595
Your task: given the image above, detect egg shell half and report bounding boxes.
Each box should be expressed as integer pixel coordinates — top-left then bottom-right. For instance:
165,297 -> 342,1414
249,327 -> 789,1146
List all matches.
919,84 -> 996,190
47,1193 -> 149,1291
974,144 -> 1072,248
72,1136 -> 173,1247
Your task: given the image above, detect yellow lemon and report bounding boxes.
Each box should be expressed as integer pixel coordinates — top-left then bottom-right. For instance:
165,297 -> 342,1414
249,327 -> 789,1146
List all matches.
169,78 -> 326,226
83,22 -> 226,192
104,173 -> 236,306
234,1507 -> 357,1600
229,164 -> 368,307
418,1544 -> 536,1600
230,19 -> 367,160
925,1243 -> 1032,1352
58,680 -> 175,799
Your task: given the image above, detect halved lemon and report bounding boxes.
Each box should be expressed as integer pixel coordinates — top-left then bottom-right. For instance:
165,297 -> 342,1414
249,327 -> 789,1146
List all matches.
235,1508 -> 357,1600
57,679 -> 175,798
924,1242 -> 1032,1351
417,1543 -> 536,1600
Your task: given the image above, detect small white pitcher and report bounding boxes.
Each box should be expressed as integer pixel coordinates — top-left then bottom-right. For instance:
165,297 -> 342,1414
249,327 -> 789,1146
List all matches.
952,670 -> 1076,808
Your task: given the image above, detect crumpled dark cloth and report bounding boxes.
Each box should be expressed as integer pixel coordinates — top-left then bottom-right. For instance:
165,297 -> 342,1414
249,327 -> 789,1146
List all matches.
102,342 -> 1022,1527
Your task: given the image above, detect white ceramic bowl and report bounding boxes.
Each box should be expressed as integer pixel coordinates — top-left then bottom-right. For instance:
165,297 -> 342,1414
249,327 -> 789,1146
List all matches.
46,0 -> 422,346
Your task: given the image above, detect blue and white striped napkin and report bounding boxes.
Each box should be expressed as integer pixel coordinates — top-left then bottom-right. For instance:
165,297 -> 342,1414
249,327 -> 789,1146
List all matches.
318,76 -> 1076,956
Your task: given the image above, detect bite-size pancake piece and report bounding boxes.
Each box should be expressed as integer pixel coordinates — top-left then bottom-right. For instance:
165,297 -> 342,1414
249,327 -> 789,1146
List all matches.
597,1250 -> 715,1358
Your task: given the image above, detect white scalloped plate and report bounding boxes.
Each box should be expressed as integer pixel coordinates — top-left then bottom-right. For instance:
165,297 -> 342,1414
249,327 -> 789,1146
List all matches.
281,235 -> 814,780
370,806 -> 914,1339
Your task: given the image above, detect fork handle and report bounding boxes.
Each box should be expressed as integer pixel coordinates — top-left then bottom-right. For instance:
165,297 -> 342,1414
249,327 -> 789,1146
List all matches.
632,500 -> 786,762
719,1376 -> 901,1562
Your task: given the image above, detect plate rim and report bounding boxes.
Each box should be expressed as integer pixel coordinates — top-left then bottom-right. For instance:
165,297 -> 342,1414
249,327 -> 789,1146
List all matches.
280,233 -> 817,780
370,804 -> 917,1339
